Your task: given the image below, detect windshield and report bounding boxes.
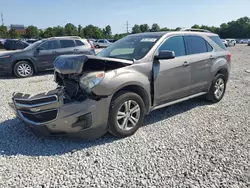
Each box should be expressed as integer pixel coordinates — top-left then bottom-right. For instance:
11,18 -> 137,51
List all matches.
97,35 -> 161,60
24,40 -> 43,50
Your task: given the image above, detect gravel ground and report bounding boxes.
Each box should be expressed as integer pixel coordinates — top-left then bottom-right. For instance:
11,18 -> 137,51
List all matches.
0,45 -> 250,188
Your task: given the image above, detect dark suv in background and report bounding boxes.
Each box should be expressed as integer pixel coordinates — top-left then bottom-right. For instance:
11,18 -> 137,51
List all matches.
3,39 -> 29,50
0,36 -> 95,77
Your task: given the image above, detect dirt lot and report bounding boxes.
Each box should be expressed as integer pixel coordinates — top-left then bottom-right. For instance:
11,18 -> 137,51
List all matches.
0,45 -> 249,187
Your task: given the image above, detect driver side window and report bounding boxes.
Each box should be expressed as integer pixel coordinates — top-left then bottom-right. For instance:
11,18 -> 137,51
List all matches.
39,40 -> 60,50
158,36 -> 186,57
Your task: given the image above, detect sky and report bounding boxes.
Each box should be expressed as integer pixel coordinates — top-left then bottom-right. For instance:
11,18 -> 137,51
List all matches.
1,0 -> 250,34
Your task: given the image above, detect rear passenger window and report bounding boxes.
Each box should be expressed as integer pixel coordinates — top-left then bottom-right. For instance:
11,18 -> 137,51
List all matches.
158,36 -> 186,57
209,36 -> 227,50
60,40 -> 75,48
185,36 -> 207,55
75,40 -> 85,46
206,42 -> 213,52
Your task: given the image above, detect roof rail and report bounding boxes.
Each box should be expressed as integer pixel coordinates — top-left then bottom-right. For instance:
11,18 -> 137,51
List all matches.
48,36 -> 82,39
179,28 -> 212,33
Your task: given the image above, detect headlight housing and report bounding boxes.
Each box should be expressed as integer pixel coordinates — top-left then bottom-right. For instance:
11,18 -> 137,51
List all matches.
79,71 -> 105,92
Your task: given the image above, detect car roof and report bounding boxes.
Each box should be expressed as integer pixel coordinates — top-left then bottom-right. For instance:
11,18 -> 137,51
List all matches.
128,31 -> 218,38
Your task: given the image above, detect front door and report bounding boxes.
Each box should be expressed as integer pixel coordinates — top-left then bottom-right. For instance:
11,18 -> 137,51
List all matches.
34,40 -> 60,70
153,35 -> 191,106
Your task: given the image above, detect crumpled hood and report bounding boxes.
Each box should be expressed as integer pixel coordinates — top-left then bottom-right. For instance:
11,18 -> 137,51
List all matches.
54,54 -> 133,75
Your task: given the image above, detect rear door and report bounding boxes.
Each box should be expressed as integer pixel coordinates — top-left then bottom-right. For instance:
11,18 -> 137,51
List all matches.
153,35 -> 191,106
184,35 -> 214,94
33,40 -> 60,70
58,39 -> 76,55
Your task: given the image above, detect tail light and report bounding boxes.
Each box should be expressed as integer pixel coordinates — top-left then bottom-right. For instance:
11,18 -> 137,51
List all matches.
88,40 -> 95,49
228,52 -> 232,62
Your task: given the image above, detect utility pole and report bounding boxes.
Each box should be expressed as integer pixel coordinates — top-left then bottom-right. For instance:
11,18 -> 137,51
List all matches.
1,13 -> 3,26
124,21 -> 132,34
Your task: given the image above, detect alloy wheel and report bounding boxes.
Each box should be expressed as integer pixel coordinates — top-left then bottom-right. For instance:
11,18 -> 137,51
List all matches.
116,100 -> 141,131
17,63 -> 32,77
214,78 -> 225,99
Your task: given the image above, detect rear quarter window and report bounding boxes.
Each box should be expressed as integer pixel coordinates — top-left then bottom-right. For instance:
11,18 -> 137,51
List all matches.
75,40 -> 85,46
185,36 -> 208,55
209,36 -> 227,50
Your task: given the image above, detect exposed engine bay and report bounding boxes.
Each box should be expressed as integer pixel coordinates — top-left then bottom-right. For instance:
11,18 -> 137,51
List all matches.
54,54 -> 132,102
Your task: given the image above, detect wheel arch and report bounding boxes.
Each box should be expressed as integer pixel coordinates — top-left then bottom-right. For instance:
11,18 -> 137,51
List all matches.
12,59 -> 37,74
111,84 -> 151,114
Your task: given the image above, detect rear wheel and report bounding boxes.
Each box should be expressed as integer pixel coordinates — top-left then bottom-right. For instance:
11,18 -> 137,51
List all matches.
108,91 -> 145,138
14,61 -> 34,78
205,74 -> 226,103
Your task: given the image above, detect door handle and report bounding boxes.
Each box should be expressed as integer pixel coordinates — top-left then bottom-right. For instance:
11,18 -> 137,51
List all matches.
182,61 -> 189,67
52,51 -> 57,54
74,49 -> 79,51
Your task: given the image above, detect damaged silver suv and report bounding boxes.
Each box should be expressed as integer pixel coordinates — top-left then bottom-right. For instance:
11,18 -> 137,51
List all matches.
9,29 -> 231,139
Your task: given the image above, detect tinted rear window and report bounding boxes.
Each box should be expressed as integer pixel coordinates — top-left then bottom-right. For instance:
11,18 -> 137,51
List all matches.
185,36 -> 208,55
209,36 -> 227,50
60,40 -> 75,48
75,40 -> 85,46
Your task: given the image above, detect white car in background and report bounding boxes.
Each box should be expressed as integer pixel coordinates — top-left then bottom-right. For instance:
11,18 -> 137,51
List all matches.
221,39 -> 228,47
226,39 -> 236,46
94,39 -> 112,48
240,39 -> 249,44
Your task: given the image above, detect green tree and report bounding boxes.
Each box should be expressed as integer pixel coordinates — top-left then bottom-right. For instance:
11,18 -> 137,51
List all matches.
150,23 -> 160,32
140,24 -> 149,32
84,25 -> 103,38
132,24 -> 141,34
64,23 -> 77,36
43,27 -> 55,38
77,25 -> 84,37
113,33 -> 128,40
38,29 -> 44,38
25,25 -> 39,38
53,26 -> 64,36
0,25 -> 8,38
103,25 -> 112,38
8,28 -> 19,38
191,24 -> 200,29
160,27 -> 170,31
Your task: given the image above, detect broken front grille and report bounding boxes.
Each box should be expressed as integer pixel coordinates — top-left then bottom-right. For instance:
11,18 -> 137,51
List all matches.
14,95 -> 58,107
20,109 -> 58,123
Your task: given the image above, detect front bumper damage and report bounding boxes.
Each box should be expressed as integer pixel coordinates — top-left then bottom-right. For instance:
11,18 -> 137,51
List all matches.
9,87 -> 111,139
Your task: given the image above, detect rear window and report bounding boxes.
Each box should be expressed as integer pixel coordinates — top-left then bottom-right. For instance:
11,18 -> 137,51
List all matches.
75,40 -> 85,46
60,40 -> 75,48
209,36 -> 227,50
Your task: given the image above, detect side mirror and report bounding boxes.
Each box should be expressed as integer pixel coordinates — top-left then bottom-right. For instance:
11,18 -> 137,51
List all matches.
155,50 -> 175,60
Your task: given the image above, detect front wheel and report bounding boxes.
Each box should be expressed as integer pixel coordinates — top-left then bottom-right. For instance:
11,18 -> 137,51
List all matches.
108,91 -> 145,138
14,61 -> 34,78
205,74 -> 226,103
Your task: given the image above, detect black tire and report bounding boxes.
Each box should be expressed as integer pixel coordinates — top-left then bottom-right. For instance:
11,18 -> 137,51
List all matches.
108,91 -> 145,138
205,73 -> 226,103
95,45 -> 99,49
14,61 -> 34,78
